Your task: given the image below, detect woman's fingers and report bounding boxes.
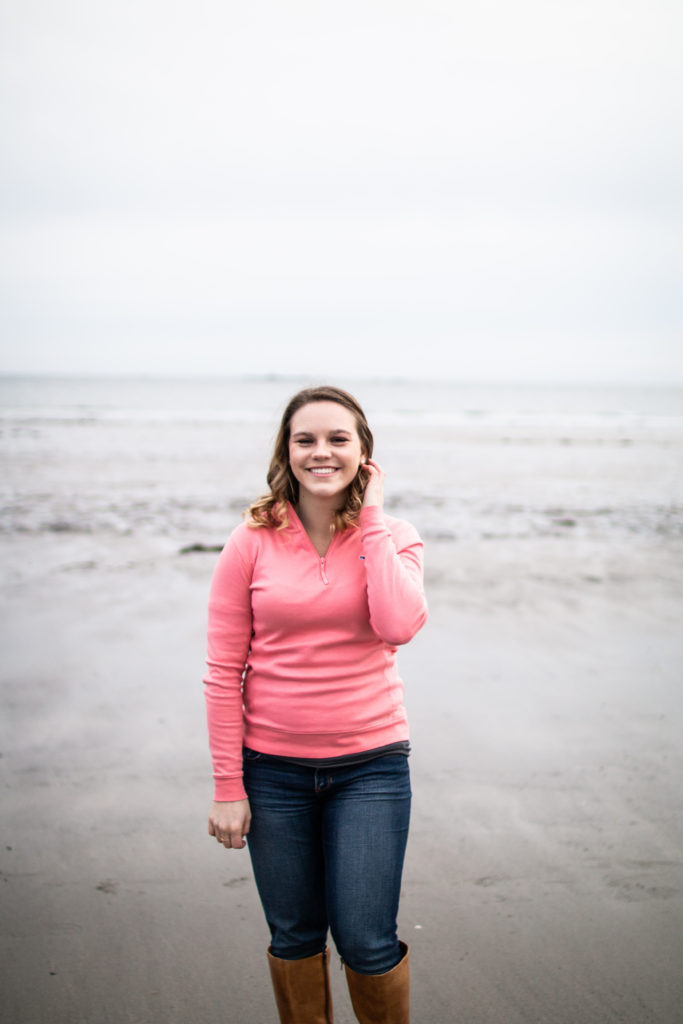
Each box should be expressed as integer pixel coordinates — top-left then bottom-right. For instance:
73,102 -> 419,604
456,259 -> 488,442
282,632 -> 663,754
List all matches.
217,827 -> 245,848
208,799 -> 251,851
361,459 -> 385,483
212,827 -> 244,849
361,459 -> 385,507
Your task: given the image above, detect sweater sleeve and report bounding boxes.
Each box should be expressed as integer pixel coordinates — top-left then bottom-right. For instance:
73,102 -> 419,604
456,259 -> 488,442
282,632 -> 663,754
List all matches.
203,525 -> 254,802
359,505 -> 428,646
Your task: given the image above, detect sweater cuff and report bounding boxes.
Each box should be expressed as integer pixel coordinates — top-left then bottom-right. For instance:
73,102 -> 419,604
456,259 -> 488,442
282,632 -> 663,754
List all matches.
213,778 -> 248,802
359,504 -> 386,529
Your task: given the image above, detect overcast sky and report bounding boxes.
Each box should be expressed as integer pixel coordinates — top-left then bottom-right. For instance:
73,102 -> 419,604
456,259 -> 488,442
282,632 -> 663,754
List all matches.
1,0 -> 682,383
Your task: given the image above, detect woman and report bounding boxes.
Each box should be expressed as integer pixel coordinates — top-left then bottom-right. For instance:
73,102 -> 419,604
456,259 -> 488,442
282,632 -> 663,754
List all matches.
204,385 -> 428,1023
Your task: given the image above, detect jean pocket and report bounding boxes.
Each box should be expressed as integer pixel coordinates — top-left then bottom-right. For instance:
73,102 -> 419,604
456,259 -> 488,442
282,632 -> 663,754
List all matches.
243,747 -> 265,763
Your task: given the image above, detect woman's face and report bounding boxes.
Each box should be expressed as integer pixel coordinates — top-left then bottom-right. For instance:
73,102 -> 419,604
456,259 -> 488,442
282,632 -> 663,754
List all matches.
288,401 -> 364,506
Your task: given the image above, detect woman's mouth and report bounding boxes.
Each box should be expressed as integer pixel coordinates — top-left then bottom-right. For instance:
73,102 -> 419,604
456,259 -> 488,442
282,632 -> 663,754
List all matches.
308,467 -> 338,476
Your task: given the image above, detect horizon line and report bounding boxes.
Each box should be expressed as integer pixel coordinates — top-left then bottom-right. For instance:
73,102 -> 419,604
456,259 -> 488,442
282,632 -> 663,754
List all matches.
1,369 -> 682,389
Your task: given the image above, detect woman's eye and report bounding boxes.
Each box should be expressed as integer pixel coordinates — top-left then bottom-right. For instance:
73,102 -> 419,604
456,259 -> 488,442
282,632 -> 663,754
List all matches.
293,436 -> 349,445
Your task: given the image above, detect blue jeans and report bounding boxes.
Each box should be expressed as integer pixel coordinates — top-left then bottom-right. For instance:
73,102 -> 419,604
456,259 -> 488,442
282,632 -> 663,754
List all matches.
243,750 -> 411,975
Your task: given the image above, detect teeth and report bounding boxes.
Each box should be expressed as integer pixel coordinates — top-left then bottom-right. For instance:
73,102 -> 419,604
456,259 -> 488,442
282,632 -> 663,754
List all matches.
309,468 -> 337,475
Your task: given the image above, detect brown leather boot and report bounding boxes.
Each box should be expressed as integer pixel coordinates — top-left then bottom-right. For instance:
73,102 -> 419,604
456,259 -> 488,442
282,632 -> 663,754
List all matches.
267,946 -> 334,1023
344,942 -> 409,1024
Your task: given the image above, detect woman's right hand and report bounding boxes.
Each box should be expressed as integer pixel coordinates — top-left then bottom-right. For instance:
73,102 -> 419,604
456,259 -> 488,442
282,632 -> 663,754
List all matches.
208,799 -> 251,850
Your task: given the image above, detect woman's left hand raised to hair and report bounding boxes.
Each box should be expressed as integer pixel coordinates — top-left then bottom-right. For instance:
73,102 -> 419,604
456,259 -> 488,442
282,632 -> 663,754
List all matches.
361,458 -> 385,509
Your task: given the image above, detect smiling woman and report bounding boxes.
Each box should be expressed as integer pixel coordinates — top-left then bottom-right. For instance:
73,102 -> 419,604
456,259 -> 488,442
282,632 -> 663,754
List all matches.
248,385 -> 376,536
288,402 -> 365,551
203,384 -> 428,1023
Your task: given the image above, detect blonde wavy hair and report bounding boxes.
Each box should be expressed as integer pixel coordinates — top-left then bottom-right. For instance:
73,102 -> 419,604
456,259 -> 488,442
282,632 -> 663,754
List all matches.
248,386 -> 374,532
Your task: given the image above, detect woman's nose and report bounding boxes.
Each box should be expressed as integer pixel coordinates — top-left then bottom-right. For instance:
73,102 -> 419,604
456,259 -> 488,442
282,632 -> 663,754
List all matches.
312,438 -> 331,457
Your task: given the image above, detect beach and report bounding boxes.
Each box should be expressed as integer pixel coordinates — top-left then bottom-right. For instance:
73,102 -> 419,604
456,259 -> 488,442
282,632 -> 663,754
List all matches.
1,375 -> 682,1022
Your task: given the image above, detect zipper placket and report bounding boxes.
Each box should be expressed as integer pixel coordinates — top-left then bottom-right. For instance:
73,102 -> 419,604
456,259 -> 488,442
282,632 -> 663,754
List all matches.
290,505 -> 335,585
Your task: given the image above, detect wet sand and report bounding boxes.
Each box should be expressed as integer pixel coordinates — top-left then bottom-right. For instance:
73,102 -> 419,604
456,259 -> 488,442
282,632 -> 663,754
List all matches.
1,533 -> 682,1023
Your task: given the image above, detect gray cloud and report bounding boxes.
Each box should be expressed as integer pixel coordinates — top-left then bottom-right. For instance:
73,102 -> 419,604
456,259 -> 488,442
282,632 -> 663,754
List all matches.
1,0 -> 682,381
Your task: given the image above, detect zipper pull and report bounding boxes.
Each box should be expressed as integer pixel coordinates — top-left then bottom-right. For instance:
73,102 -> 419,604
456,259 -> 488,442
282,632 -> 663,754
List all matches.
319,557 -> 329,585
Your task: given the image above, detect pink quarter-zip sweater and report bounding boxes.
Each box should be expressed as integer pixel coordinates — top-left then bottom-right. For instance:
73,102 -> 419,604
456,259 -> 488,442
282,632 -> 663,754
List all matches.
204,503 -> 428,802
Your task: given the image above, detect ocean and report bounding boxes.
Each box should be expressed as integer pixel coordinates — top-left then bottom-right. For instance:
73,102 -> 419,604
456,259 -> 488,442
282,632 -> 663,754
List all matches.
2,374 -> 683,1024
1,374 -> 682,580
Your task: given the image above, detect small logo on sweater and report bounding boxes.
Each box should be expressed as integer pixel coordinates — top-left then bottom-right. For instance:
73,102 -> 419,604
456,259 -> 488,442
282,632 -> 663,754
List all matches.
359,555 -> 365,560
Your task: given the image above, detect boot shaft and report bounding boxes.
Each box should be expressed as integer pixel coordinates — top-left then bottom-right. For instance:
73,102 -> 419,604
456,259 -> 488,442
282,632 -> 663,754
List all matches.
344,942 -> 410,1024
267,947 -> 334,1024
